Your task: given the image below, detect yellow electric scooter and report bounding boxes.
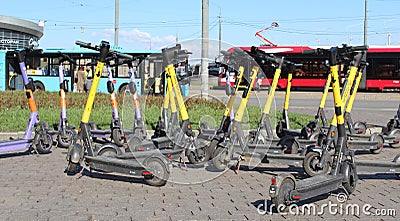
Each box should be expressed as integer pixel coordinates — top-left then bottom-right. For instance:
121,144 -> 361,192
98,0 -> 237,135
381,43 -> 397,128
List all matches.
66,41 -> 169,186
190,49 -> 246,164
269,45 -> 367,210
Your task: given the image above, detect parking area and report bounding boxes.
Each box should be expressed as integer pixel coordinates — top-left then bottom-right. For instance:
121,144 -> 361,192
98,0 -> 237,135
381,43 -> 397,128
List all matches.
0,137 -> 398,220
0,90 -> 399,220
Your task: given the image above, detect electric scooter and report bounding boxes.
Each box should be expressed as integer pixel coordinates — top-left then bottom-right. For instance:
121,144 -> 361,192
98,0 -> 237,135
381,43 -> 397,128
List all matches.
50,52 -> 77,148
0,44 -> 53,155
301,51 -> 400,179
89,56 -> 127,146
188,49 -> 247,164
269,45 -> 367,210
244,47 -> 306,156
127,44 -> 198,162
210,63 -> 260,170
66,40 -> 169,186
151,63 -> 181,140
356,104 -> 400,149
125,58 -> 147,139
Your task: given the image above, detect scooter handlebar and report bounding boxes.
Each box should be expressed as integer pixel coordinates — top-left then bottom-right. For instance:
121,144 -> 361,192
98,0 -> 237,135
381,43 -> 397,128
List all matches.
57,51 -> 76,64
75,40 -> 133,60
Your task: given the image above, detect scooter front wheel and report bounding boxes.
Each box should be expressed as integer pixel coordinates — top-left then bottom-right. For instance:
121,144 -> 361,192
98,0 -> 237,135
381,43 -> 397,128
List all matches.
211,146 -> 231,171
271,178 -> 294,213
112,128 -> 125,147
36,133 -> 53,154
144,157 -> 169,186
303,151 -> 330,177
66,161 -> 79,175
342,162 -> 357,194
57,129 -> 77,148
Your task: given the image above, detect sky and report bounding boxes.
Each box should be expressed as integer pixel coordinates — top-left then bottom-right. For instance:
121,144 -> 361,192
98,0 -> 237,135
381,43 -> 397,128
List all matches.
2,0 -> 400,51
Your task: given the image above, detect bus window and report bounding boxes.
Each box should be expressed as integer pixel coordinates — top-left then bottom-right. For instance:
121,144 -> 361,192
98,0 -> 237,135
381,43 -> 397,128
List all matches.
371,58 -> 397,78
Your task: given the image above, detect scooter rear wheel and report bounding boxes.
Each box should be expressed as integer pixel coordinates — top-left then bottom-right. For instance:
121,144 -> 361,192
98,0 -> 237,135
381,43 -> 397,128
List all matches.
303,151 -> 330,177
208,139 -> 220,159
127,135 -> 143,152
271,178 -> 294,213
211,146 -> 231,171
389,130 -> 400,148
188,146 -> 210,164
282,139 -> 299,154
353,121 -> 367,134
369,133 -> 384,154
144,157 -> 169,186
395,173 -> 400,179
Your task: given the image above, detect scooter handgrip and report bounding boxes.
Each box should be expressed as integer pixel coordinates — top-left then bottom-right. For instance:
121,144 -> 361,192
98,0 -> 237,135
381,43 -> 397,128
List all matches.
58,51 -> 76,64
350,45 -> 369,51
302,49 -> 318,55
115,52 -> 133,60
75,40 -> 97,50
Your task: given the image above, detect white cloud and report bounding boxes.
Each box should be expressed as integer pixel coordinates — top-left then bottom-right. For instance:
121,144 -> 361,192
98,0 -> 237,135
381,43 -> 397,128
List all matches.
120,28 -> 151,43
91,28 -> 176,49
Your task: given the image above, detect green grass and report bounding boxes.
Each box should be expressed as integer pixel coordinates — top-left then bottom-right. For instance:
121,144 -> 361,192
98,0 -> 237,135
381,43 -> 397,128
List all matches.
0,91 -> 314,132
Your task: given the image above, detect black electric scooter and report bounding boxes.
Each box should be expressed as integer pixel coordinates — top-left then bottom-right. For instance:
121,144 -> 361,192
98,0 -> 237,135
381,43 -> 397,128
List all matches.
269,45 -> 368,210
66,40 -> 169,186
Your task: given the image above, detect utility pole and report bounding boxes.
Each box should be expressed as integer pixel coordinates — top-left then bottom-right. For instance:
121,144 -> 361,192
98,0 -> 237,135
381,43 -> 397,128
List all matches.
201,0 -> 209,97
218,9 -> 222,56
115,0 -> 119,46
364,0 -> 368,46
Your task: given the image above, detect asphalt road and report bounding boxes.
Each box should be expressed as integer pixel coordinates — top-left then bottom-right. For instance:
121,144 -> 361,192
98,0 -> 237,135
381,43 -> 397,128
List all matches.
188,81 -> 400,126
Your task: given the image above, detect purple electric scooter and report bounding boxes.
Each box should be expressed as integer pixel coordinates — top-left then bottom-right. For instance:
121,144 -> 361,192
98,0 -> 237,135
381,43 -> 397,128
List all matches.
0,44 -> 53,155
52,52 -> 77,148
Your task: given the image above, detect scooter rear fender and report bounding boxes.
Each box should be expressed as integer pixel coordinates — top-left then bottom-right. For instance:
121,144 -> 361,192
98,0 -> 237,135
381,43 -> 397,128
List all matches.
269,173 -> 296,198
94,143 -> 123,156
67,143 -> 84,164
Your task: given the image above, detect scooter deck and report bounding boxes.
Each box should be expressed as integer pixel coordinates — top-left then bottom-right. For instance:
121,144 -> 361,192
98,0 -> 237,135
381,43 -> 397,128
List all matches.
0,138 -> 31,152
265,153 -> 305,167
135,136 -> 183,160
293,174 -> 343,199
91,130 -> 111,138
85,155 -> 149,176
282,128 -> 302,137
348,140 -> 380,150
356,159 -> 400,173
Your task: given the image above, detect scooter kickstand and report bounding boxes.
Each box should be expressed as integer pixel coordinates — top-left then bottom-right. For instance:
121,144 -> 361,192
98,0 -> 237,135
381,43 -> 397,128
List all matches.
235,155 -> 244,174
76,170 -> 84,179
179,156 -> 188,171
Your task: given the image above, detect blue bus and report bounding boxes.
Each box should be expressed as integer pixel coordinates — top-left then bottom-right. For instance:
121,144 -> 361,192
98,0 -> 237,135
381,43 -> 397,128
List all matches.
1,46 -> 159,94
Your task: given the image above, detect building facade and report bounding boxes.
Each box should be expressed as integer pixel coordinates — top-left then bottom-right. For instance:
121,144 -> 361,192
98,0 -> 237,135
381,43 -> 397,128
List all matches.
0,15 -> 44,50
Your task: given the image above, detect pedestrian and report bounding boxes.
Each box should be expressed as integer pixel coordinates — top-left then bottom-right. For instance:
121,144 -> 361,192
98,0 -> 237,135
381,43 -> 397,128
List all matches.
77,66 -> 85,93
84,66 -> 92,92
